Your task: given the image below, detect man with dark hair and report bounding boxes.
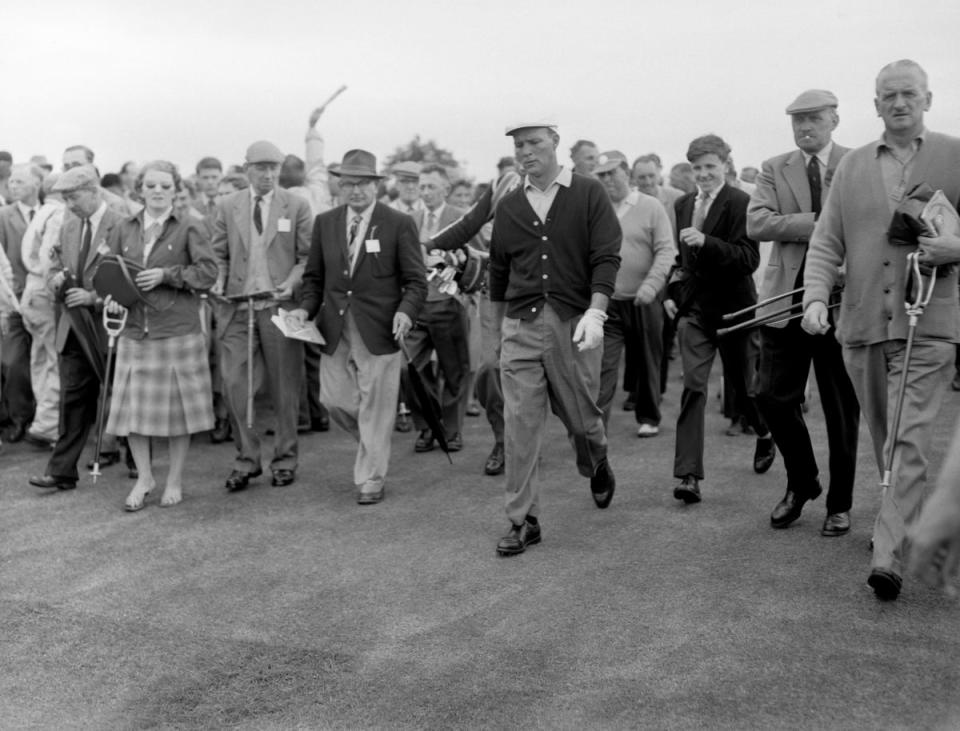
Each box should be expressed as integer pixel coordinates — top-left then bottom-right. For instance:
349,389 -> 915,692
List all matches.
195,157 -> 223,217
569,139 -> 599,177
749,89 -> 858,537
665,134 -> 774,504
803,59 -> 960,600
490,122 -> 620,556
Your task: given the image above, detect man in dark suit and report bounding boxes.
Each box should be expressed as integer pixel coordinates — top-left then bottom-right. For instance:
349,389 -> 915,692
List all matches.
211,140 -> 314,492
407,163 -> 471,453
748,89 -> 859,537
665,134 -> 775,504
29,166 -> 123,490
288,149 -> 426,505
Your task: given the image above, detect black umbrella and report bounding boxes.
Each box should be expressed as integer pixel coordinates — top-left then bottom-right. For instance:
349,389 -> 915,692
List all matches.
399,341 -> 452,464
60,271 -> 106,382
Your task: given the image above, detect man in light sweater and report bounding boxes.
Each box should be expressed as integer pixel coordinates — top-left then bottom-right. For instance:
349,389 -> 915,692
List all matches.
802,59 -> 960,600
595,150 -> 675,435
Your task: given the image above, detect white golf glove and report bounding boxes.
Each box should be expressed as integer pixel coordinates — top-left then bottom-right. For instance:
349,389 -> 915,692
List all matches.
572,308 -> 607,352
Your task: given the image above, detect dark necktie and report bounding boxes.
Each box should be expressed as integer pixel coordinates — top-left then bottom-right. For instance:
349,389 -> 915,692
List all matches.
77,219 -> 92,286
692,195 -> 709,231
253,196 -> 264,235
807,156 -> 822,218
28,209 -> 35,223
348,214 -> 362,262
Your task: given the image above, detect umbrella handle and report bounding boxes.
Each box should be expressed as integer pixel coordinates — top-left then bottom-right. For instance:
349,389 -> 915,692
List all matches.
905,252 -> 937,317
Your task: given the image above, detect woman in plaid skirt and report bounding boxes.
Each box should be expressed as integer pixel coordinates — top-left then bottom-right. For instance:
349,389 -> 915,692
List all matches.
104,161 -> 218,511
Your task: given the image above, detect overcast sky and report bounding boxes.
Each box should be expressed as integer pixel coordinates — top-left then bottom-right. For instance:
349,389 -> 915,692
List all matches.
3,0 -> 959,180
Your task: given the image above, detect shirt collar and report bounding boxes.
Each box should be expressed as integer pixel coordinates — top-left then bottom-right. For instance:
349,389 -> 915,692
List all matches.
87,201 -> 108,231
697,182 -> 724,203
875,127 -> 927,156
348,201 -> 376,224
801,141 -> 833,168
424,202 -> 446,219
250,188 -> 275,204
524,165 -> 572,193
143,207 -> 173,230
16,201 -> 38,220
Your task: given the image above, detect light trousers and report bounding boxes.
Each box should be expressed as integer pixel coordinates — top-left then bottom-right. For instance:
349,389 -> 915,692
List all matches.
843,339 -> 954,575
320,312 -> 402,490
500,304 -> 607,525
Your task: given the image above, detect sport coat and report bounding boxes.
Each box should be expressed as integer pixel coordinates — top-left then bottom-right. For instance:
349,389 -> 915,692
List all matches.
0,204 -> 31,295
49,205 -> 125,352
667,184 -> 759,327
300,202 -> 426,356
211,186 -> 313,307
748,144 -> 849,326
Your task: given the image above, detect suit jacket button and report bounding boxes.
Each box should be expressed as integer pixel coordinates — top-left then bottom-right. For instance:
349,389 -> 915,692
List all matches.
339,309 -> 344,315
343,270 -> 349,276
347,290 -> 352,296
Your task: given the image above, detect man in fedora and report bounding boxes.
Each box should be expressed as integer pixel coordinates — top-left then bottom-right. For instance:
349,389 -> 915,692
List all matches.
287,149 -> 426,505
211,140 -> 314,492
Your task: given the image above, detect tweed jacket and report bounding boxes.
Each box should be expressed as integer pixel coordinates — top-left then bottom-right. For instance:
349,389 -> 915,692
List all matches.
748,144 -> 849,327
211,186 -> 313,318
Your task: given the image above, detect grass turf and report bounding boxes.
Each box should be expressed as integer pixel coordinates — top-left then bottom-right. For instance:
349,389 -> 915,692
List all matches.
2,365 -> 959,729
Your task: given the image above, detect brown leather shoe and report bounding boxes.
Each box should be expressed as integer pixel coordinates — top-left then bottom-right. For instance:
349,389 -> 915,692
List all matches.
821,511 -> 851,536
590,459 -> 616,509
496,519 -> 541,556
867,568 -> 902,600
29,474 -> 77,490
673,476 -> 701,504
357,486 -> 384,505
770,481 -> 822,528
484,443 -> 505,476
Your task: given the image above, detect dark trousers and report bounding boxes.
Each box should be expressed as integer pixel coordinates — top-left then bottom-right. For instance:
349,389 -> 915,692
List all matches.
674,313 -> 768,479
299,341 -> 327,426
660,308 -> 677,394
1,312 -> 36,428
599,298 -> 663,426
755,321 -> 860,512
406,298 -> 470,437
47,332 -> 101,482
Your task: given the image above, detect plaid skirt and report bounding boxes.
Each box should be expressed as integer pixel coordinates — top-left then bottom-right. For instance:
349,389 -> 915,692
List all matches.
106,332 -> 214,437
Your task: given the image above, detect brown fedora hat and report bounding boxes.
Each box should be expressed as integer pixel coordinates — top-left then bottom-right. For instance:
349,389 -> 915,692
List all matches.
330,149 -> 385,179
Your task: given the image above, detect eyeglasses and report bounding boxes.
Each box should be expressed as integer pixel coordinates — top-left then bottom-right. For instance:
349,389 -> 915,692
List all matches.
338,179 -> 375,190
144,183 -> 174,190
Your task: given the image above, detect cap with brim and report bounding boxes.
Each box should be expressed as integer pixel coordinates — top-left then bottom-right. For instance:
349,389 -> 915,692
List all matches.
392,161 -> 422,180
504,121 -> 558,136
786,89 -> 839,115
245,140 -> 285,165
51,165 -> 99,193
594,150 -> 628,174
330,149 -> 385,179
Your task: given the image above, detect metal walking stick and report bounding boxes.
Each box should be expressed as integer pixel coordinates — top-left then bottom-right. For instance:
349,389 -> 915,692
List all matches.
91,307 -> 128,482
226,291 -> 275,429
881,251 -> 937,495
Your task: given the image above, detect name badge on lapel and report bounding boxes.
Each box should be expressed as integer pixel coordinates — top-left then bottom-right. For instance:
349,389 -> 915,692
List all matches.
365,239 -> 381,254
277,218 -> 292,233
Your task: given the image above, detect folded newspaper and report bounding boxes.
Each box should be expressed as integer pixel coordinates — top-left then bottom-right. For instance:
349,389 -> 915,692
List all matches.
271,309 -> 325,344
921,190 -> 960,238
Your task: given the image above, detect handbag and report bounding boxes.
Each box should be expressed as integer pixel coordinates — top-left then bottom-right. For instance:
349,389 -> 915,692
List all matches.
92,255 -> 152,308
